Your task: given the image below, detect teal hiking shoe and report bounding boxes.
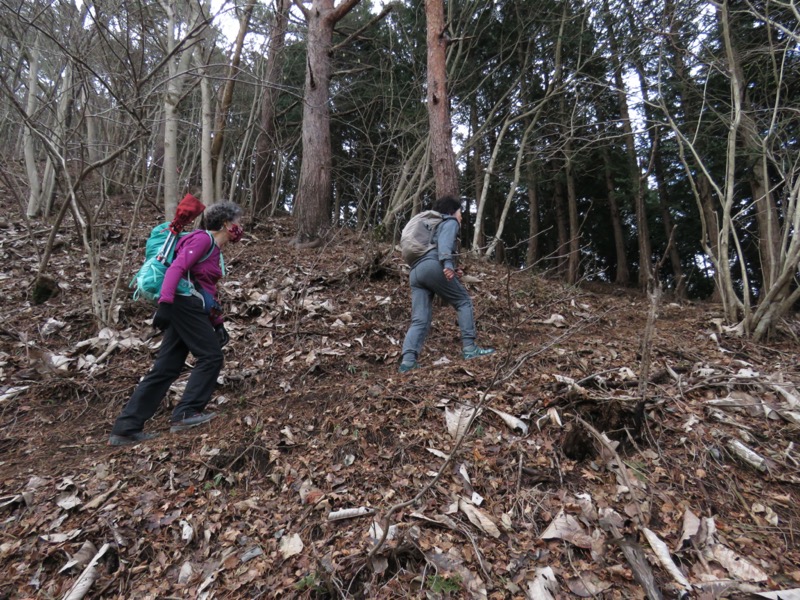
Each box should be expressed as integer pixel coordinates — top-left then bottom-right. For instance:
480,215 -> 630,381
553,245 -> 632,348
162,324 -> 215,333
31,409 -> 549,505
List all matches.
398,361 -> 419,373
463,346 -> 495,360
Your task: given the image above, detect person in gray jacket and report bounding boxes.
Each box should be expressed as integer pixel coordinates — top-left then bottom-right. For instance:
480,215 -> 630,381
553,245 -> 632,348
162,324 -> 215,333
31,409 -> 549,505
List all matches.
399,195 -> 494,372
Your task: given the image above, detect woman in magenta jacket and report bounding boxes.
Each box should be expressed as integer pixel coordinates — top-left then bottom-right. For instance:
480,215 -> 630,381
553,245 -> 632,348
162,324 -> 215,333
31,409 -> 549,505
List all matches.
109,202 -> 243,446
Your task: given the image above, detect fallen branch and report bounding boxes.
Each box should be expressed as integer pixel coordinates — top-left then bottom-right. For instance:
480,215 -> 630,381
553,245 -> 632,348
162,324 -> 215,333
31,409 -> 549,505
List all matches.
573,416 -> 645,525
328,507 -> 375,521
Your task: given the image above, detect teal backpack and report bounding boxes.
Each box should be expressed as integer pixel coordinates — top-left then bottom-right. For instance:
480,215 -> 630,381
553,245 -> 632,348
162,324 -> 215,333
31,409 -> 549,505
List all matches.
130,224 -> 217,304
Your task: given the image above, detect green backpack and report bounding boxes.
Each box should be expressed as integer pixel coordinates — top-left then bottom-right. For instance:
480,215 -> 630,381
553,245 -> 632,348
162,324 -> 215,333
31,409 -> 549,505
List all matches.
130,224 -> 216,304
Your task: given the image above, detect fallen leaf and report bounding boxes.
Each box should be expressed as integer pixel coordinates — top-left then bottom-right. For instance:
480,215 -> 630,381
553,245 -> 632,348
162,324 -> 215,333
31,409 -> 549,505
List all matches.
708,544 -> 768,582
40,530 -> 81,543
486,406 -> 529,435
178,561 -> 193,584
526,566 -> 558,600
279,533 -> 303,560
56,493 -> 82,511
458,498 -> 501,538
540,510 -> 594,549
445,403 -> 479,442
566,572 -> 612,597
59,540 -> 97,573
642,527 -> 691,590
180,520 -> 194,544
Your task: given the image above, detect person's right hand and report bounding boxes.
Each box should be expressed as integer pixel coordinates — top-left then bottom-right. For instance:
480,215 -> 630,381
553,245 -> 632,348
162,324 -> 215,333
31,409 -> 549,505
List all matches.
443,267 -> 455,281
215,324 -> 230,348
152,303 -> 172,330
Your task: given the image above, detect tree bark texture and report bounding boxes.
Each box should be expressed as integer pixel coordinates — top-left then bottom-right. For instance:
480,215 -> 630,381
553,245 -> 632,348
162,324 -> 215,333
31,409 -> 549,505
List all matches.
24,39 -> 42,218
621,0 -> 685,296
566,151 -> 580,284
525,163 -> 539,268
210,0 -> 255,199
294,0 -> 361,245
254,0 -> 291,216
603,0 -> 652,289
425,0 -> 459,199
553,176 -> 568,275
602,146 -> 629,285
161,0 -> 200,219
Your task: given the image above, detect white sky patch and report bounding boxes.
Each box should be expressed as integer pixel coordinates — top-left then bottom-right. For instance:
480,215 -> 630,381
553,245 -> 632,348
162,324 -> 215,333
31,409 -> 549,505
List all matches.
212,0 -> 248,44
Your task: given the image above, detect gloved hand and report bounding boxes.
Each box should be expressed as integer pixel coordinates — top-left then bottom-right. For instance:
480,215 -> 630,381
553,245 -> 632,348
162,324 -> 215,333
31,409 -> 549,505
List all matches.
215,324 -> 230,348
152,302 -> 173,330
199,288 -> 223,318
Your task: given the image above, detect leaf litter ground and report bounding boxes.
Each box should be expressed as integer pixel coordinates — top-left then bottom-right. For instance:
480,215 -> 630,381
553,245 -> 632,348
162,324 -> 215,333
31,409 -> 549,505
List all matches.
1,202 -> 799,599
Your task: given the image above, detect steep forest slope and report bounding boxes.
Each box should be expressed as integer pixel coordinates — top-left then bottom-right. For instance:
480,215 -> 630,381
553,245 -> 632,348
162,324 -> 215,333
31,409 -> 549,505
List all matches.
1,198 -> 799,599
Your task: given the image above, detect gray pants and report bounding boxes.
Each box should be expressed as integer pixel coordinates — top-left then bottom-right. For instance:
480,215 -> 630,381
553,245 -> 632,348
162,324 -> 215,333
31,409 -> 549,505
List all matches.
401,258 -> 476,363
111,295 -> 223,435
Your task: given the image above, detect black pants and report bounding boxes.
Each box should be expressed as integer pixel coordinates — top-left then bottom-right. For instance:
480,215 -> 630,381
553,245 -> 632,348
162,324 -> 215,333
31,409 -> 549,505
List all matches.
111,295 -> 224,435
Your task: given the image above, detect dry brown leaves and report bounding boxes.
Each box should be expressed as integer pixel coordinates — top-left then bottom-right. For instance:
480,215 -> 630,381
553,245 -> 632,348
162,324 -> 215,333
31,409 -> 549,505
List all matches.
1,205 -> 799,598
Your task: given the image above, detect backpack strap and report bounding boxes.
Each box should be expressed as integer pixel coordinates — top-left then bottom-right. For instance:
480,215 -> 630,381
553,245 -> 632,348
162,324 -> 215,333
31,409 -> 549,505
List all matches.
430,214 -> 455,245
183,231 -> 217,289
202,230 -> 226,276
185,231 -> 225,310
199,231 -> 216,262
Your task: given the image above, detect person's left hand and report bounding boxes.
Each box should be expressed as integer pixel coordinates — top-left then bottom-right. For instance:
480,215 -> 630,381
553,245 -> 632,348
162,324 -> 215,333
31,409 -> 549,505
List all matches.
443,267 -> 455,281
152,303 -> 172,330
455,268 -> 464,279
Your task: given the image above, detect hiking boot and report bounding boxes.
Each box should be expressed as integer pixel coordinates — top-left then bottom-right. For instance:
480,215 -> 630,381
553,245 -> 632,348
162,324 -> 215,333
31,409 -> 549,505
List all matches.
170,412 -> 217,433
462,346 -> 495,360
108,431 -> 160,447
398,361 -> 419,373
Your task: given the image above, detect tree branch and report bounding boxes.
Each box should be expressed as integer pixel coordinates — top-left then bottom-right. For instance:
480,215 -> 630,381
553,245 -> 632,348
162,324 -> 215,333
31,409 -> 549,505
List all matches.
330,3 -> 394,54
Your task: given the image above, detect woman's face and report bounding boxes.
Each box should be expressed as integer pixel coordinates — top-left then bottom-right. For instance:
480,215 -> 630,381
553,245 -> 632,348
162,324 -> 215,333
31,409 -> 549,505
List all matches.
225,218 -> 244,243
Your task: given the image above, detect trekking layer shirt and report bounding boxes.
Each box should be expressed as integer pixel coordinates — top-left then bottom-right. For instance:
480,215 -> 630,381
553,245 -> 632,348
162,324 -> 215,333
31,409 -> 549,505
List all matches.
434,216 -> 460,271
160,230 -> 224,325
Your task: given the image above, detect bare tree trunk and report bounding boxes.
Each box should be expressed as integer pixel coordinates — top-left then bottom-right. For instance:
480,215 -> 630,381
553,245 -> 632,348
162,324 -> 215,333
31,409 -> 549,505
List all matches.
425,0 -> 459,199
254,0 -> 291,216
603,0 -> 651,289
565,150 -> 580,284
211,0 -> 255,199
716,1 -> 750,322
525,162 -> 539,268
485,97 -> 539,259
197,51 -> 214,204
293,0 -> 361,245
469,11 -> 561,256
663,0 -> 723,302
621,0 -> 685,296
740,106 -> 780,293
601,146 -> 629,284
553,176 -> 568,275
381,140 -> 430,231
750,155 -> 780,292
24,38 -> 42,218
654,150 -> 686,297
41,61 -> 74,217
159,0 -> 203,219
467,101 -> 483,249
294,1 -> 334,244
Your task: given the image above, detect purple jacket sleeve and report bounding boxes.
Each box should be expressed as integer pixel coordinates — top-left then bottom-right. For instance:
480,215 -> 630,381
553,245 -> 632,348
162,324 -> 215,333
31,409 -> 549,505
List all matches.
159,232 -> 213,304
